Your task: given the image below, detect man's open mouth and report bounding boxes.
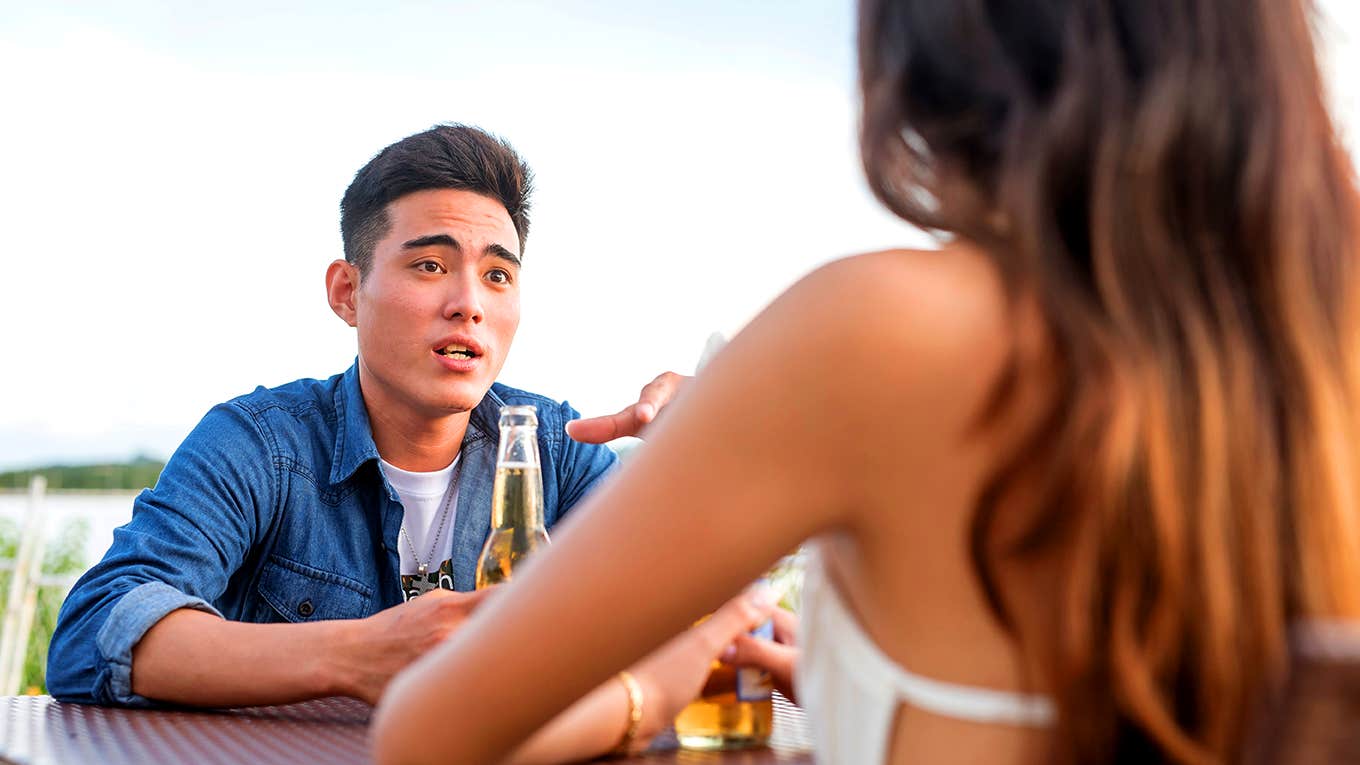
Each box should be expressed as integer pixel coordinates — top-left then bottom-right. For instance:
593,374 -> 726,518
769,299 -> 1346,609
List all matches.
436,344 -> 480,359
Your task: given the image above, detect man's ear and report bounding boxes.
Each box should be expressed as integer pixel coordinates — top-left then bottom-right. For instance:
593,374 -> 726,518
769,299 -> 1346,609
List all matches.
326,259 -> 360,327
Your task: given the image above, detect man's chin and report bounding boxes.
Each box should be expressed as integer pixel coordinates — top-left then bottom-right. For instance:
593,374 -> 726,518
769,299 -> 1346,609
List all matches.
428,382 -> 493,415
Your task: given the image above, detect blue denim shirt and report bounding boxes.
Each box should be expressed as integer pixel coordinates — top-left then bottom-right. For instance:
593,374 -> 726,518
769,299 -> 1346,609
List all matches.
47,363 -> 618,706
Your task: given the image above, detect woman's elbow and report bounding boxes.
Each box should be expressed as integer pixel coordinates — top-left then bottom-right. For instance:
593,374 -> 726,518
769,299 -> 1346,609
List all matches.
370,700 -> 412,765
371,697 -> 463,765
371,693 -> 488,765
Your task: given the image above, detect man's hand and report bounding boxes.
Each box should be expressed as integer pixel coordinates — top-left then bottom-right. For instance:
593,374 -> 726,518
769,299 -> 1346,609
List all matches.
340,588 -> 497,704
565,371 -> 691,444
127,587 -> 495,709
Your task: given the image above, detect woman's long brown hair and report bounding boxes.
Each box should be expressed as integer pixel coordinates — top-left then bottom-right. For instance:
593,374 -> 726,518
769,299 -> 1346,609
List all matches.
857,1 -> 1360,761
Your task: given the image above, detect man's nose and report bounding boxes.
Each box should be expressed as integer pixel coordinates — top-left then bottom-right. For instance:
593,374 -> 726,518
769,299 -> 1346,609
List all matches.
442,273 -> 484,324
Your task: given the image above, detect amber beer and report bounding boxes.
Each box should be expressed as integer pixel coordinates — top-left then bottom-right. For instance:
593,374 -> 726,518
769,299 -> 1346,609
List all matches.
475,405 -> 550,589
674,617 -> 774,749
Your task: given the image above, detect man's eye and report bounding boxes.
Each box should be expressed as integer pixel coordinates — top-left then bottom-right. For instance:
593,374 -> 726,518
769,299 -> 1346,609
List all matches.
487,269 -> 511,284
418,261 -> 443,274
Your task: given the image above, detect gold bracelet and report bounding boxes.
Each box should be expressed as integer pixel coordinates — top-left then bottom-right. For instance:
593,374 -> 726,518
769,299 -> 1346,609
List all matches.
610,670 -> 644,757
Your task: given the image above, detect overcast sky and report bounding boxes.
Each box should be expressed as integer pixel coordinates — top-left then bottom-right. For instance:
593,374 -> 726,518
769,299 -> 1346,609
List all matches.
1,1 -> 1356,470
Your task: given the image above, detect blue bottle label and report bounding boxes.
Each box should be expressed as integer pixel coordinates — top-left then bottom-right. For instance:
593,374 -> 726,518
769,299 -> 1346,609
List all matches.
735,618 -> 774,702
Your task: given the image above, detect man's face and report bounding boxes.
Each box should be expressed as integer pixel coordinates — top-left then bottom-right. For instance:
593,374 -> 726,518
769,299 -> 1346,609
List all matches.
352,188 -> 522,420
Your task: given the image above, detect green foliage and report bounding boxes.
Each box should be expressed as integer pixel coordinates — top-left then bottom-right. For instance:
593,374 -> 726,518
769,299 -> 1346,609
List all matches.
0,516 -> 90,694
767,550 -> 807,614
0,518 -> 15,559
0,456 -> 164,491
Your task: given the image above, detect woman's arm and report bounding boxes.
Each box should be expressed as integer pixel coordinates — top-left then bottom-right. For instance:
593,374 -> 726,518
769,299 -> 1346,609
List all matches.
503,588 -> 776,764
372,250 -> 1008,765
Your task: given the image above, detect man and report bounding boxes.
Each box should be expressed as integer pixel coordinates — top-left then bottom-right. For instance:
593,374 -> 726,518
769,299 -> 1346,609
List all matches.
47,125 -> 680,707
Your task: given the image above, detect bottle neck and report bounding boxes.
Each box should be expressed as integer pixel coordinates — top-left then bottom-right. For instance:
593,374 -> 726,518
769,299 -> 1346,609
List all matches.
496,424 -> 541,467
491,426 -> 545,530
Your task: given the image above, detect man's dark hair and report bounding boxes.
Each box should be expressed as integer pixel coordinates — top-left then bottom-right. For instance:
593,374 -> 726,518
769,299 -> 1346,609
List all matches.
340,124 -> 534,274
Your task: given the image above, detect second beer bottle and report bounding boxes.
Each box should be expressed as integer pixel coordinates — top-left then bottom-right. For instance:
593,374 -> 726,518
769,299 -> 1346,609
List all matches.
474,404 -> 550,589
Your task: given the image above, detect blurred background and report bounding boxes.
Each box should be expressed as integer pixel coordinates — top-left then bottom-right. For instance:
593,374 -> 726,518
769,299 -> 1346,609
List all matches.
1,0 -> 1357,470
0,0 -> 927,472
0,0 -> 1356,691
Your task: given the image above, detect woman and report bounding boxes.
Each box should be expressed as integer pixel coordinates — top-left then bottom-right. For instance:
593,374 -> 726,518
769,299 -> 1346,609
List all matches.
373,0 -> 1360,762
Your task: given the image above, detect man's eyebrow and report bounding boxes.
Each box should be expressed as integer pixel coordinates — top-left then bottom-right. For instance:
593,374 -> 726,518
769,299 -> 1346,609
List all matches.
486,243 -> 521,267
402,235 -> 520,266
402,234 -> 460,250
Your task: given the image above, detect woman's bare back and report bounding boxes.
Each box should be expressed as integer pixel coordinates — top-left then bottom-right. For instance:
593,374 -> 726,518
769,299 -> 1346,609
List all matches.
813,243 -> 1057,762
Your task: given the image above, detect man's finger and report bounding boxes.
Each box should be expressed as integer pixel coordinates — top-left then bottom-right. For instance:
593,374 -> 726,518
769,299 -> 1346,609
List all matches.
458,586 -> 498,607
421,585 -> 495,607
635,373 -> 685,423
415,588 -> 456,601
565,372 -> 691,443
564,405 -> 642,444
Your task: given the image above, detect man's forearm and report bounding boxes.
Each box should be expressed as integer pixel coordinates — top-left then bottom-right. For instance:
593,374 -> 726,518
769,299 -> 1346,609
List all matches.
130,608 -> 361,707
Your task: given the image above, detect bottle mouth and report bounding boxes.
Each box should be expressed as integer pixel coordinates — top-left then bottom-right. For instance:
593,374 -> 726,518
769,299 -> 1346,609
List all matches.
499,404 -> 538,428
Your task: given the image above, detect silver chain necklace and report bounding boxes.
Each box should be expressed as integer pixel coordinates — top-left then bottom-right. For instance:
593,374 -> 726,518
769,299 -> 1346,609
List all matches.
400,456 -> 463,595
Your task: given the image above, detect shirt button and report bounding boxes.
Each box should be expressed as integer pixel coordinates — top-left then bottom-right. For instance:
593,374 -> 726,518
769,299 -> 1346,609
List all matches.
297,599 -> 315,617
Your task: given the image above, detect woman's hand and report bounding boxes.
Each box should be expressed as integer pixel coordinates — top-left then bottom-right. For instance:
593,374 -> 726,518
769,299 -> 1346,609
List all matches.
626,586 -> 779,744
721,605 -> 799,703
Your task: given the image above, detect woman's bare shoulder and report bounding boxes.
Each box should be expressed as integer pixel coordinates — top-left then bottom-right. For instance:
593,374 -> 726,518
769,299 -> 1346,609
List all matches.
723,243 -> 1020,474
788,243 -> 1015,387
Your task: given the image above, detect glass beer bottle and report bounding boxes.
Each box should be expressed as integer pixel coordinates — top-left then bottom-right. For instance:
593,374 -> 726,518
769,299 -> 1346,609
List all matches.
474,405 -> 551,589
673,611 -> 775,749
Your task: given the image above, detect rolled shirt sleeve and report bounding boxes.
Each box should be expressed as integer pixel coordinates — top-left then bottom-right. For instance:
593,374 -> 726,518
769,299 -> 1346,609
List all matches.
47,401 -> 276,706
93,582 -> 224,706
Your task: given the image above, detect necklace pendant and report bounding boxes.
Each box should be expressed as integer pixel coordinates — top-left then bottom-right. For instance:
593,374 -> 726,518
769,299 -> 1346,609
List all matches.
411,575 -> 439,596
405,566 -> 439,599
411,563 -> 434,595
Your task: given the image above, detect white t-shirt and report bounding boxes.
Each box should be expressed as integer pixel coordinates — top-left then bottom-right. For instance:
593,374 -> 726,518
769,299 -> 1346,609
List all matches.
379,455 -> 462,601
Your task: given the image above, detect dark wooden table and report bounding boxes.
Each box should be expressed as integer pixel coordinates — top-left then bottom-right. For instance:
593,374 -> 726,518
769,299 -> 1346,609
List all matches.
0,693 -> 813,764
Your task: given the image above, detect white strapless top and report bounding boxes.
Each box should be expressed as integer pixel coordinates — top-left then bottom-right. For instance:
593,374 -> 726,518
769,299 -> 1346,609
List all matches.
795,546 -> 1056,764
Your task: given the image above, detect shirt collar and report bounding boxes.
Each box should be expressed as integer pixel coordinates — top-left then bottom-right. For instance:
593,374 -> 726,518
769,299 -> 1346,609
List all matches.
330,361 -> 381,486
468,384 -> 504,445
329,361 -> 506,486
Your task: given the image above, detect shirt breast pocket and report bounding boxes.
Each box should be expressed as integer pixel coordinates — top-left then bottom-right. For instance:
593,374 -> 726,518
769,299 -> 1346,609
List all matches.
256,554 -> 374,623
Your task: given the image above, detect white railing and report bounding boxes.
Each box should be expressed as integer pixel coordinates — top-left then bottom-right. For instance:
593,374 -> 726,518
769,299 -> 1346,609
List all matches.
0,477 -> 81,695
